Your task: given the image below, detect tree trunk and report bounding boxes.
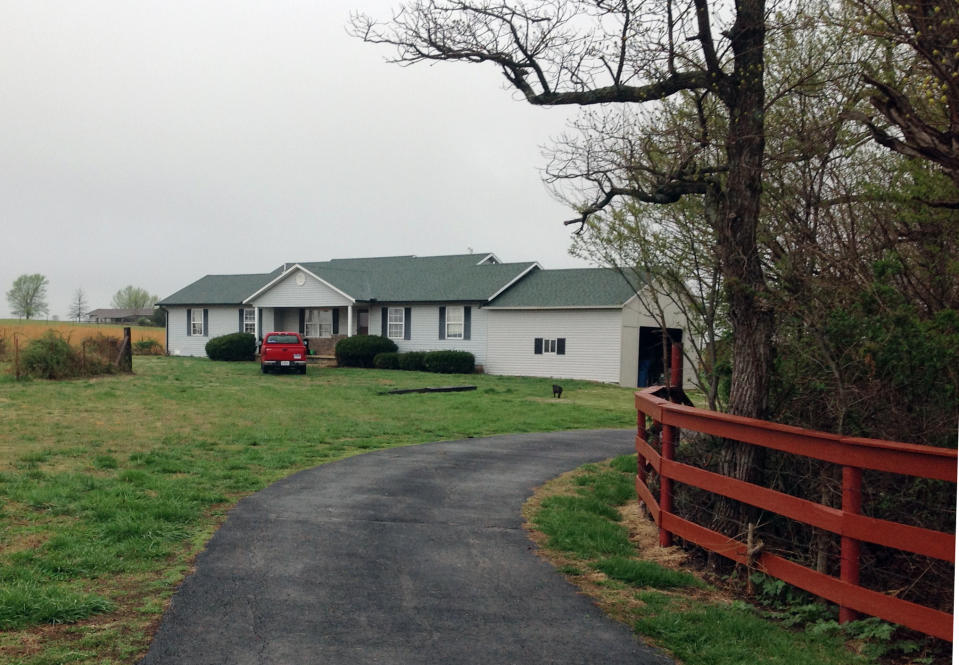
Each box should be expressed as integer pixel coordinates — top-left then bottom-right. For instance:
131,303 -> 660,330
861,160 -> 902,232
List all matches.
709,0 -> 773,554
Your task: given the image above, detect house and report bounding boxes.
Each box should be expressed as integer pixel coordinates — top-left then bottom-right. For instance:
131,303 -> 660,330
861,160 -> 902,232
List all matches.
156,253 -> 692,388
87,308 -> 155,324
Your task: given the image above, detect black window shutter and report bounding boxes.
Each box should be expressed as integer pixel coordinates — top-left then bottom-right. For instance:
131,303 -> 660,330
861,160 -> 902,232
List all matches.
186,308 -> 192,336
238,309 -> 244,332
257,309 -> 263,338
299,309 -> 305,335
464,306 -> 471,340
404,308 -> 411,340
332,309 -> 339,335
557,338 -> 566,355
438,306 -> 446,340
202,309 -> 209,336
534,337 -> 543,354
381,307 -> 388,337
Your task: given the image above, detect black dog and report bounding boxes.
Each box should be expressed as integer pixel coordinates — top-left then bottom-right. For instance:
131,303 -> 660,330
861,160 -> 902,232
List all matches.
552,384 -> 563,399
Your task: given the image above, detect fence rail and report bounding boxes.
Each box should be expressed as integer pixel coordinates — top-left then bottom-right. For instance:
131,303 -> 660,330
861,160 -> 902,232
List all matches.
635,386 -> 957,641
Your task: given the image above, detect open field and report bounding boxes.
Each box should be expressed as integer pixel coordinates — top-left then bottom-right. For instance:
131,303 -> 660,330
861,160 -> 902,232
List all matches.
0,320 -> 165,353
0,357 -> 638,664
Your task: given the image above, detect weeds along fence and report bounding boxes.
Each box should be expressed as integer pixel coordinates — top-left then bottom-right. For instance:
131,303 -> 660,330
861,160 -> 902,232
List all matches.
635,385 -> 956,641
8,327 -> 134,379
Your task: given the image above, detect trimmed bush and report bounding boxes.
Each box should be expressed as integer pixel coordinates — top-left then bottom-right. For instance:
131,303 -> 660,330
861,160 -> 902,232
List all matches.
373,352 -> 400,369
397,351 -> 426,371
423,350 -> 475,374
335,335 -> 397,368
205,332 -> 256,361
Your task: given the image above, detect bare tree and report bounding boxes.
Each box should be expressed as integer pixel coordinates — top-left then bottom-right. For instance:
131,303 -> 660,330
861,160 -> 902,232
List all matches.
353,0 -> 772,424
69,288 -> 89,323
7,273 -> 49,320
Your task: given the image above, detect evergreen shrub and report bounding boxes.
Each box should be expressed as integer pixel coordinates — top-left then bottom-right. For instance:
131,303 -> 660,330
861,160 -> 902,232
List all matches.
423,350 -> 475,374
335,335 -> 397,367
205,333 -> 256,361
373,352 -> 400,369
397,351 -> 426,371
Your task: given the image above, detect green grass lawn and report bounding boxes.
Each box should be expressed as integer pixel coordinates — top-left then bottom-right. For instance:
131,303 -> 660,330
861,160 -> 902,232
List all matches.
0,357 -> 638,664
524,458 -> 945,665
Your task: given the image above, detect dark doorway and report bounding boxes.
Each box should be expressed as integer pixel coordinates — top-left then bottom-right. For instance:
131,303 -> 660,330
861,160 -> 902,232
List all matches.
357,309 -> 369,336
638,327 -> 683,387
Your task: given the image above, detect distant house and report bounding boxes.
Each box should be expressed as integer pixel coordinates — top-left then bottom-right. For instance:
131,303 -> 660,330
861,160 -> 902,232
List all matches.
87,308 -> 155,324
157,253 -> 692,388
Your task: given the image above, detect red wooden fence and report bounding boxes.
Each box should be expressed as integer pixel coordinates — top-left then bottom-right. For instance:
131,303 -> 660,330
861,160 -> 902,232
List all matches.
635,385 -> 957,641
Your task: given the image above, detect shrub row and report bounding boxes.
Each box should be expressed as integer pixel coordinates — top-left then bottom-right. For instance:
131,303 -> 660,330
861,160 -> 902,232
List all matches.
335,335 -> 398,367
205,332 -> 256,361
373,350 -> 474,374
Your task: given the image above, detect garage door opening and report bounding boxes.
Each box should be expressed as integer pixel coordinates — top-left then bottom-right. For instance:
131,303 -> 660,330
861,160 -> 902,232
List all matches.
638,327 -> 682,387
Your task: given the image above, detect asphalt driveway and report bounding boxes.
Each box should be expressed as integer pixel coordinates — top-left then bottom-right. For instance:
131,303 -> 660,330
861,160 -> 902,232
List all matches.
140,429 -> 672,664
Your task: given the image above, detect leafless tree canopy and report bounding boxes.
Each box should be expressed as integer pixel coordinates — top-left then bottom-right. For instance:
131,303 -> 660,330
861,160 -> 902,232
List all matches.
352,0 -> 764,226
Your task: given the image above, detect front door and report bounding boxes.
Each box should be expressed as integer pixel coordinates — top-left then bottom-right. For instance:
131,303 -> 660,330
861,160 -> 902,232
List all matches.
357,309 -> 369,335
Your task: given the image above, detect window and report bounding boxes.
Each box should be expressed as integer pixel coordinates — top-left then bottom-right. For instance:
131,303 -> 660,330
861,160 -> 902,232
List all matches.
534,337 -> 566,355
243,309 -> 256,334
191,309 -> 204,336
445,306 -> 464,340
387,307 -> 404,339
266,334 -> 300,344
305,309 -> 333,338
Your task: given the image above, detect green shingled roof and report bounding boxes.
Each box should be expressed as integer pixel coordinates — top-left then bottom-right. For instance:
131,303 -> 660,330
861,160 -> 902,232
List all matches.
298,259 -> 537,302
158,254 -> 537,306
487,268 -> 643,308
157,269 -> 282,306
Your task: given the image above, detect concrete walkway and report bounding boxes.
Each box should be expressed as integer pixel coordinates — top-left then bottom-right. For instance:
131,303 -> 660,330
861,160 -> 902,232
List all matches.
140,430 -> 673,664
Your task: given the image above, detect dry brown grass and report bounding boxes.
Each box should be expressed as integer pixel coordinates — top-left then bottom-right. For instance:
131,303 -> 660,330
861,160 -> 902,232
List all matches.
0,320 -> 165,352
522,461 -> 730,627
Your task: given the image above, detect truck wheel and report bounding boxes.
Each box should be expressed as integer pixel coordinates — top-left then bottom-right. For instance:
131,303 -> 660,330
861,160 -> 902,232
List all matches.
299,366 -> 307,375
261,365 -> 268,374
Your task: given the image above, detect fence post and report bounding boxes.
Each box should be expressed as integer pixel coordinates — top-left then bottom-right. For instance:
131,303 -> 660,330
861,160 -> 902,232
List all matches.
659,421 -> 674,547
636,411 -> 648,518
658,342 -> 684,547
840,465 -> 862,623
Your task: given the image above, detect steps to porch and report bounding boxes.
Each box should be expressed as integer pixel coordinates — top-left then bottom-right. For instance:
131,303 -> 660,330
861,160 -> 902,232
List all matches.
306,354 -> 337,367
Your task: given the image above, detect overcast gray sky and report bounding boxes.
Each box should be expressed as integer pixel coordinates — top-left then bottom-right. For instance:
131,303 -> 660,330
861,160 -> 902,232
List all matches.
0,0 -> 592,319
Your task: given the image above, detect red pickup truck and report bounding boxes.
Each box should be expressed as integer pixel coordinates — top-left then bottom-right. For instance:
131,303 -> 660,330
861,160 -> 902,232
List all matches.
260,331 -> 308,374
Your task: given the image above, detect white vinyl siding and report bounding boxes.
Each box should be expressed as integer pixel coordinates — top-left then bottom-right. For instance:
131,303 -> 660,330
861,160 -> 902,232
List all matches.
371,305 -> 488,366
485,309 -> 623,383
167,306 -> 252,357
248,269 -> 352,308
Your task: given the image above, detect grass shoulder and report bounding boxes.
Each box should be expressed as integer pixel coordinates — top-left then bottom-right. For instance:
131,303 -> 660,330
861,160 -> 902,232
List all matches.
522,457 -> 942,665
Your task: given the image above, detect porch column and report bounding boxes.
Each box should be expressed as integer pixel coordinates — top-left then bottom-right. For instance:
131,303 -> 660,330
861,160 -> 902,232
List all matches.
347,305 -> 354,337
